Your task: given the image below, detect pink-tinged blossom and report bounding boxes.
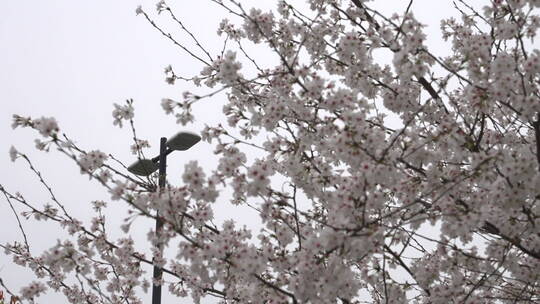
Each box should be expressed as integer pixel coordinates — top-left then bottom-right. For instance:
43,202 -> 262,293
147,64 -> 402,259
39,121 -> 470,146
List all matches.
34,139 -> 48,151
5,1 -> 540,303
175,110 -> 194,126
243,8 -> 274,43
112,102 -> 134,128
130,139 -> 150,155
33,117 -> 59,137
9,146 -> 17,162
161,98 -> 175,114
78,150 -> 108,174
217,19 -> 245,40
156,0 -> 166,13
217,146 -> 246,177
338,32 -> 368,64
216,51 -> 242,85
246,159 -> 273,196
11,114 -> 31,129
182,161 -> 205,191
109,181 -> 127,200
189,202 -> 214,226
20,281 -> 47,300
164,64 -> 172,74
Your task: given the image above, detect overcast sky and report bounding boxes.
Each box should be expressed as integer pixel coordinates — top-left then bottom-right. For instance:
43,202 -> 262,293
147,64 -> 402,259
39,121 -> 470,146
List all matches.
1,1 -> 464,303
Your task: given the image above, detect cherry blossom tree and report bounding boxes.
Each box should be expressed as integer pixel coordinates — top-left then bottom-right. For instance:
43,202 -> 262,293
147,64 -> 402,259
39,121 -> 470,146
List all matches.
2,0 -> 540,303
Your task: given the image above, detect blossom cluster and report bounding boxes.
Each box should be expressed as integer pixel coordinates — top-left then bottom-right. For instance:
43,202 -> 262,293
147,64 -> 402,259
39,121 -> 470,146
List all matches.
112,101 -> 134,128
78,150 -> 108,174
4,0 -> 540,303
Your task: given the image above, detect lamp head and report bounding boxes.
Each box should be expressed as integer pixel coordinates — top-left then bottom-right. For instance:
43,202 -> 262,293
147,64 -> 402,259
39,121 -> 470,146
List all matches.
127,132 -> 200,176
127,159 -> 159,176
167,131 -> 201,151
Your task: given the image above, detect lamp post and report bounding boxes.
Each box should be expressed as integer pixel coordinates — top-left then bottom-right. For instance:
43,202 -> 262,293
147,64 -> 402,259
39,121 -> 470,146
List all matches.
127,131 -> 201,304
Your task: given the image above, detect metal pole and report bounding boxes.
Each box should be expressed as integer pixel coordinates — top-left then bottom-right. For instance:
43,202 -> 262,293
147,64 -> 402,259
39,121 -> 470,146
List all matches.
152,137 -> 167,304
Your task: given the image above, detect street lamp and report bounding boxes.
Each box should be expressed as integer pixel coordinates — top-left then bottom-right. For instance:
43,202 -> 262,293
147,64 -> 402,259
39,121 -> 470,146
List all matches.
127,131 -> 201,304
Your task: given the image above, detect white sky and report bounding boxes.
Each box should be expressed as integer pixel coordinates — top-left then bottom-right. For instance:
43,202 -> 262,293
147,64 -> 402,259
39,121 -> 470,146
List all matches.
0,1 -> 466,303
